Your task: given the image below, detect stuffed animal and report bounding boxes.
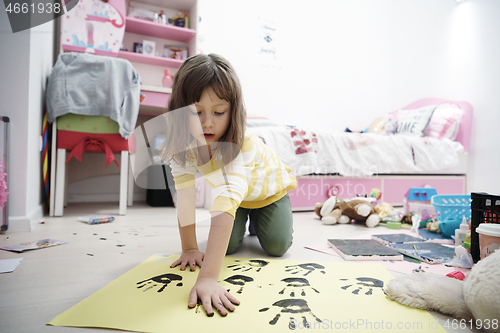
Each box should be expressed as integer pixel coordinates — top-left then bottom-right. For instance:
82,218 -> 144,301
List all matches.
375,202 -> 394,220
383,118 -> 397,134
385,249 -> 500,332
314,196 -> 380,227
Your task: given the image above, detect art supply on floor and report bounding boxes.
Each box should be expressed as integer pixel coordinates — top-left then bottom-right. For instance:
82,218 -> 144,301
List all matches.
446,270 -> 466,281
454,216 -> 469,247
305,242 -> 470,276
386,221 -> 402,229
389,242 -> 456,264
327,239 -> 404,261
418,228 -> 454,244
371,233 -> 425,245
0,239 -> 67,252
78,215 -> 115,225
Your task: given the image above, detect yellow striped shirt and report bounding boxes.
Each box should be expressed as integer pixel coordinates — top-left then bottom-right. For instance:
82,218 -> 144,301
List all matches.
170,131 -> 297,217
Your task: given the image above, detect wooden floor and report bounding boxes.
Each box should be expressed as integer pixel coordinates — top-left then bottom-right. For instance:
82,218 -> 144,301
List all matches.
0,202 -> 478,333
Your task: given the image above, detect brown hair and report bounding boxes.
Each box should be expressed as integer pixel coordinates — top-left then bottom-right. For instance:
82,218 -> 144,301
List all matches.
161,53 -> 246,166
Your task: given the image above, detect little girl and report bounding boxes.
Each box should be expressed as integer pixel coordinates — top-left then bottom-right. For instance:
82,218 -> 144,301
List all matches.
163,54 -> 296,317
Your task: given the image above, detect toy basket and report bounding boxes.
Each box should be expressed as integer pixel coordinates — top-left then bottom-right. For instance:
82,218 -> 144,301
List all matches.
431,194 -> 471,222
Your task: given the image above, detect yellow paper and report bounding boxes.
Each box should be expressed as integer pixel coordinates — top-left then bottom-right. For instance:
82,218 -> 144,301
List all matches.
49,254 -> 446,332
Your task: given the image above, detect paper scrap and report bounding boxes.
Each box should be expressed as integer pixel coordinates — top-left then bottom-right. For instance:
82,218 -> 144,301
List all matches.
0,239 -> 67,252
0,258 -> 23,273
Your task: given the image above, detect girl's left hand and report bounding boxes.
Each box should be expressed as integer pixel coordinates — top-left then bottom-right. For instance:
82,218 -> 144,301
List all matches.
188,277 -> 240,317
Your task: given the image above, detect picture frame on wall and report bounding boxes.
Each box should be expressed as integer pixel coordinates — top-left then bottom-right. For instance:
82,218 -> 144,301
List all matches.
143,40 -> 156,56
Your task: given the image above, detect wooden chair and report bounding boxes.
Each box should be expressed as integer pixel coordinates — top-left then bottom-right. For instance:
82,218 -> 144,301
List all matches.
54,114 -> 130,216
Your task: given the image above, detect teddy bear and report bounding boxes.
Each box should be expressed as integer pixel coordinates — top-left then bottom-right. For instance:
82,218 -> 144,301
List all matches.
385,249 -> 500,332
314,196 -> 380,227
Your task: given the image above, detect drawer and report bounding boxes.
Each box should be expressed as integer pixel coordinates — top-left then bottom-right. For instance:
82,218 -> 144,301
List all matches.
383,176 -> 466,205
289,176 -> 383,211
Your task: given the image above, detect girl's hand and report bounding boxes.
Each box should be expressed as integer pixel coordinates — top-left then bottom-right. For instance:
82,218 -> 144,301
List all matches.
188,277 -> 240,317
170,249 -> 204,271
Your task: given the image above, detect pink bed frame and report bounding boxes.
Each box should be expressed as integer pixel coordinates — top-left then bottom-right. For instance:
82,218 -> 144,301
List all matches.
288,98 -> 473,211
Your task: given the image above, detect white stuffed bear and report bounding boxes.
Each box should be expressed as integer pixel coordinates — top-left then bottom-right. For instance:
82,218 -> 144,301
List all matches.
385,249 -> 500,332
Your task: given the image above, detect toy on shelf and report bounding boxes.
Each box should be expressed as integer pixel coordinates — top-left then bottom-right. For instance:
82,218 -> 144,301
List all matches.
163,45 -> 188,60
172,12 -> 188,28
314,196 -> 380,227
62,0 -> 126,56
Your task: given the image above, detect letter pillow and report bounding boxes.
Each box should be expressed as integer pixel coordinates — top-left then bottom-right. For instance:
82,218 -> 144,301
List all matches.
394,105 -> 436,137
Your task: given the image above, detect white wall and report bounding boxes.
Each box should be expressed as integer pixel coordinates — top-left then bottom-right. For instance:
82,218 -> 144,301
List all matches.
0,5 -> 54,231
196,0 -> 500,194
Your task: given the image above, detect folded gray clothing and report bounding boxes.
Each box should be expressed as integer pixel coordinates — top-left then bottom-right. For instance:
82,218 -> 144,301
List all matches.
47,52 -> 141,139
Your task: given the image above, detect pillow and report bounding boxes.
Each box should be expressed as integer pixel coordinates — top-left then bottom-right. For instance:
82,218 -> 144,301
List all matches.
246,114 -> 277,127
424,103 -> 464,141
394,105 -> 436,137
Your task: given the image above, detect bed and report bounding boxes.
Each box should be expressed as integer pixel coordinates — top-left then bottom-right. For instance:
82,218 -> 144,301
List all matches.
245,98 -> 472,211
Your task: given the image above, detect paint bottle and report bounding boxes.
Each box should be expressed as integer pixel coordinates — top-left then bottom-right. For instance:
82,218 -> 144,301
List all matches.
162,69 -> 173,88
78,215 -> 115,224
455,216 -> 469,247
464,231 -> 471,252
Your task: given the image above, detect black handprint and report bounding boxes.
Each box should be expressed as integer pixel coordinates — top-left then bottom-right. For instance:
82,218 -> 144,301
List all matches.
279,278 -> 320,297
137,273 -> 183,293
340,277 -> 383,295
259,299 -> 322,329
285,263 -> 326,276
227,259 -> 269,272
222,274 -> 254,294
192,299 -> 204,314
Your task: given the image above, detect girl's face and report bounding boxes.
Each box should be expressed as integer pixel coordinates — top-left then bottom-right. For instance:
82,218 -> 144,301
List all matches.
189,86 -> 231,147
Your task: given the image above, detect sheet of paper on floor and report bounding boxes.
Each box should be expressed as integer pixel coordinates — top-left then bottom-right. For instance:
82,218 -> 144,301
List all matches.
0,258 -> 23,273
49,254 -> 447,333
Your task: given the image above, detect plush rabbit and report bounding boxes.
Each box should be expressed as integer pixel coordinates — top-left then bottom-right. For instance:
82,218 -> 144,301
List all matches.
385,249 -> 500,332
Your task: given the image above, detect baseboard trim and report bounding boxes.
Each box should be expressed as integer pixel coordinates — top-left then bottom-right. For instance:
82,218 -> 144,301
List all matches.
68,192 -> 146,203
4,205 -> 45,233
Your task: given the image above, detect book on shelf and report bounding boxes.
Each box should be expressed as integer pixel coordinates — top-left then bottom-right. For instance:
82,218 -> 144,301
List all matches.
327,239 -> 404,261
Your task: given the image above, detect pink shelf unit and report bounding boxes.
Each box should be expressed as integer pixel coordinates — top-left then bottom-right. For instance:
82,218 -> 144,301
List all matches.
140,90 -> 170,109
125,17 -> 196,42
61,45 -> 118,57
117,51 -> 184,67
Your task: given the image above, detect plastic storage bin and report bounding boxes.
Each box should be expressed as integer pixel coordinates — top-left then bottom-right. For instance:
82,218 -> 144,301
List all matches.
431,194 -> 471,222
471,192 -> 500,263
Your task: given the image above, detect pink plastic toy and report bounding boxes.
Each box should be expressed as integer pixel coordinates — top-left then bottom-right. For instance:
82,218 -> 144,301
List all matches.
446,270 -> 465,281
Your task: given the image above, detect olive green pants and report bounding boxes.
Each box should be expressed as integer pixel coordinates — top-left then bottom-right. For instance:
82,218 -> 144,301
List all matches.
226,194 -> 294,257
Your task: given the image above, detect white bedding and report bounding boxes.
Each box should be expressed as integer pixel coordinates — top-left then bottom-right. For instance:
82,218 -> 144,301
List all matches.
248,126 -> 464,177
